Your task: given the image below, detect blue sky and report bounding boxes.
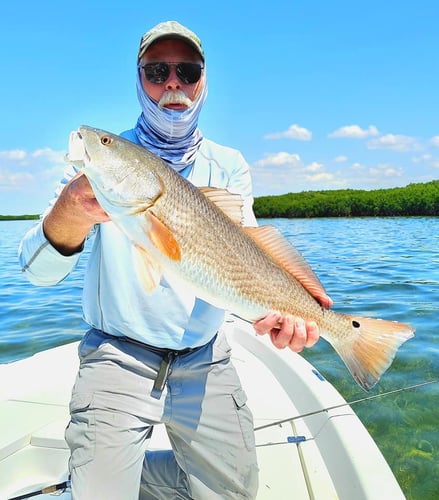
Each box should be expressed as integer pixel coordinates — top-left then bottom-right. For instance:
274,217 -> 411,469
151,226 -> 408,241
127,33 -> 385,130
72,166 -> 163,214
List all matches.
1,1 -> 438,214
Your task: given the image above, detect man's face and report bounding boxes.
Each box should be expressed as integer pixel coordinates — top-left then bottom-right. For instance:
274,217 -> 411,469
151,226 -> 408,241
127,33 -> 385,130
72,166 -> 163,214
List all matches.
139,39 -> 205,109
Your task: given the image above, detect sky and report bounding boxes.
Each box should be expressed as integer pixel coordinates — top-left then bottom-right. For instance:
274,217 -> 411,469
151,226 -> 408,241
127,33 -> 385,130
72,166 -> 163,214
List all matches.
1,0 -> 438,214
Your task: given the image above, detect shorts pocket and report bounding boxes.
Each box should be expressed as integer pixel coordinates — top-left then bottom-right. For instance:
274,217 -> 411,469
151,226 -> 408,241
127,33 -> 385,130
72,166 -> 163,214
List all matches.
213,331 -> 232,360
232,388 -> 255,451
65,392 -> 95,468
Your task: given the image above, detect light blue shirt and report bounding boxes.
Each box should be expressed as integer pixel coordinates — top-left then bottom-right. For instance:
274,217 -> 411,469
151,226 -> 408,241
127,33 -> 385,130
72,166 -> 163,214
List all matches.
19,133 -> 257,349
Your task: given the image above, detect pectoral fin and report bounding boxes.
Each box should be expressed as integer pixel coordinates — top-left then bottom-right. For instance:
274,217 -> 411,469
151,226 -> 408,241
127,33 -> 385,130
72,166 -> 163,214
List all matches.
146,212 -> 181,262
133,245 -> 163,293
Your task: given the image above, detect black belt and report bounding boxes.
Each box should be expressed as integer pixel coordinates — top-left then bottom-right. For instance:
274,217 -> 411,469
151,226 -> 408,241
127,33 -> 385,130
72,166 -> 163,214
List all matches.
98,329 -> 202,399
121,334 -> 198,356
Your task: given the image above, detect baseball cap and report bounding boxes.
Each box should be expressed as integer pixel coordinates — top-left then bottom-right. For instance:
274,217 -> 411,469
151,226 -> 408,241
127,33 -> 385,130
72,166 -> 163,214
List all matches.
138,21 -> 204,62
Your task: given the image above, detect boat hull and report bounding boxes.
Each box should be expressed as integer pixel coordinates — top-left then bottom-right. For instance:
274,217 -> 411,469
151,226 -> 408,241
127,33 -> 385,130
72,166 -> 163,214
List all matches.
0,317 -> 404,499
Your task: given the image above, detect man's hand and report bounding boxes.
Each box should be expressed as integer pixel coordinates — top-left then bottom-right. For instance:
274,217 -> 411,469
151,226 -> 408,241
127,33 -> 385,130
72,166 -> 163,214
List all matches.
43,173 -> 110,255
62,173 -> 109,224
253,312 -> 320,352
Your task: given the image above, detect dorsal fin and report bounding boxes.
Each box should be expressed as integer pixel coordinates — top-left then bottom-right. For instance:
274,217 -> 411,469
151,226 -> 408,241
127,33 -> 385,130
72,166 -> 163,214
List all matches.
199,187 -> 244,224
244,225 -> 332,307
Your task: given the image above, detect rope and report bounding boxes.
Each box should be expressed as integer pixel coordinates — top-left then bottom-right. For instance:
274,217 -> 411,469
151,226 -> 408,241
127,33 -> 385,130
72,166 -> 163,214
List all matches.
254,379 -> 438,432
8,480 -> 70,500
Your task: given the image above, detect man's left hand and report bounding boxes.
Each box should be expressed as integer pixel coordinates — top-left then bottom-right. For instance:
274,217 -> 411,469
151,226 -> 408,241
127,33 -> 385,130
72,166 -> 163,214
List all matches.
253,312 -> 319,352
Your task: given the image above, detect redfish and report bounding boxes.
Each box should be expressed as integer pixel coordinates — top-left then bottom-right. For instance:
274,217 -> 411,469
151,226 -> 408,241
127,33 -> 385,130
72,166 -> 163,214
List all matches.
67,125 -> 414,391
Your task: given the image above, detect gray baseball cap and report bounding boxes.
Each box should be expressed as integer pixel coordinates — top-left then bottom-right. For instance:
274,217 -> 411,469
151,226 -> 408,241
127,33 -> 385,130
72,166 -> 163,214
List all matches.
138,21 -> 204,62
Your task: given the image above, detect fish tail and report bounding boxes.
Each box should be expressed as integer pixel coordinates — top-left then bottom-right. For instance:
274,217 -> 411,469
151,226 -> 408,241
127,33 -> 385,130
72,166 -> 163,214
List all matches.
330,314 -> 415,391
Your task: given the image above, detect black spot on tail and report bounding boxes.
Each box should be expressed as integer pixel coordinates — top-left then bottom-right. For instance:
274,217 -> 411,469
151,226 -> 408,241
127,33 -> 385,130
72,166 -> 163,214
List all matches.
352,320 -> 361,328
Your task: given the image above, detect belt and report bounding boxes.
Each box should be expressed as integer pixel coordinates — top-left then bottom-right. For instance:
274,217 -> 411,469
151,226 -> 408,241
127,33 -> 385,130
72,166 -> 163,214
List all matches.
97,329 -> 202,399
123,336 -> 199,399
122,334 -> 198,356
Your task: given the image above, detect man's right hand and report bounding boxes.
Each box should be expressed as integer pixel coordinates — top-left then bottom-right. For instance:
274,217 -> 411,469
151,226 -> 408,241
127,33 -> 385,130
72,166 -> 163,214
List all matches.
65,173 -> 109,223
43,173 -> 110,255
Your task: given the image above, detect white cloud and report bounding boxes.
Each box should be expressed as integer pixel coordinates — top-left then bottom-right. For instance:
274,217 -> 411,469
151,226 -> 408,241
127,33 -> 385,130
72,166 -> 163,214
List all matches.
254,151 -> 302,167
0,149 -> 27,161
0,147 -> 66,193
345,161 -> 403,178
250,125 -> 439,197
412,154 -> 432,163
304,161 -> 324,173
32,148 -> 65,163
368,165 -> 402,178
351,162 -> 364,171
264,124 -> 312,141
305,172 -> 335,182
0,171 -> 34,189
412,153 -> 439,169
328,125 -> 379,139
367,134 -> 420,152
250,154 -> 414,196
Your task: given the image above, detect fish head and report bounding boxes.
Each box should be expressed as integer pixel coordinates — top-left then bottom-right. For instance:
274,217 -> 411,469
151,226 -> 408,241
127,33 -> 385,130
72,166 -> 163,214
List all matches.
66,125 -> 164,215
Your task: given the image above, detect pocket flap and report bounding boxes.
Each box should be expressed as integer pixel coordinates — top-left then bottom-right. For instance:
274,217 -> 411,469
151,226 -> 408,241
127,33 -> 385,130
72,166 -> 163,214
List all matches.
69,392 -> 93,413
232,388 -> 248,409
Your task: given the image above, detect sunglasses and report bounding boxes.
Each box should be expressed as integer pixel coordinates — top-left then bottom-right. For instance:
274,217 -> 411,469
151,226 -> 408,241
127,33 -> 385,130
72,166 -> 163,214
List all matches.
138,62 -> 204,85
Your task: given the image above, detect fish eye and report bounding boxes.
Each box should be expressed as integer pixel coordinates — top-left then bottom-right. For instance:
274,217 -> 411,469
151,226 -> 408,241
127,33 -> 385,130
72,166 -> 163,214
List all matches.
101,135 -> 113,146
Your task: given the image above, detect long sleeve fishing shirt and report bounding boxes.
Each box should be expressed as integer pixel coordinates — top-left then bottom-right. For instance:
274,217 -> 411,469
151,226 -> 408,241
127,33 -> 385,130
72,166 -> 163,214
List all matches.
18,134 -> 257,349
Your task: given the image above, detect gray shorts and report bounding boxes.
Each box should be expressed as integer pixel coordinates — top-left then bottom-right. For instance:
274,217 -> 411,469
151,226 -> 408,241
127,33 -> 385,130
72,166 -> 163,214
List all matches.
65,328 -> 259,499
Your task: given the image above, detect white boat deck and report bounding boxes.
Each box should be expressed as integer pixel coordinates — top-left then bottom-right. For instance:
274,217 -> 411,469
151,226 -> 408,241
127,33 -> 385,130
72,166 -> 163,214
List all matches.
0,318 -> 405,499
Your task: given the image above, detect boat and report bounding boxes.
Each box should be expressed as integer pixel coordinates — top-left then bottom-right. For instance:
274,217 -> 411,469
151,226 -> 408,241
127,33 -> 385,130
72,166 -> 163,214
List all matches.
0,315 -> 405,499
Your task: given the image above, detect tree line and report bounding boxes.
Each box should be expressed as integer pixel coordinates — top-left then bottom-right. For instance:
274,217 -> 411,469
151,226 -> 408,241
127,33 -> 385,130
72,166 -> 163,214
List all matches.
0,214 -> 39,221
2,180 -> 439,220
253,180 -> 439,218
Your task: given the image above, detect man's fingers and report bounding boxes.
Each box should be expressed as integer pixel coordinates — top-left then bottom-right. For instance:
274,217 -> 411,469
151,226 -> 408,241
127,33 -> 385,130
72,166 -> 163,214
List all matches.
253,312 -> 321,353
304,320 -> 319,347
252,311 -> 281,335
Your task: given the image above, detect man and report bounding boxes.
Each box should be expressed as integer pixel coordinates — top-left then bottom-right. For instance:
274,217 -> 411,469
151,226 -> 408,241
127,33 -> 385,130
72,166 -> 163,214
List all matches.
19,21 -> 331,499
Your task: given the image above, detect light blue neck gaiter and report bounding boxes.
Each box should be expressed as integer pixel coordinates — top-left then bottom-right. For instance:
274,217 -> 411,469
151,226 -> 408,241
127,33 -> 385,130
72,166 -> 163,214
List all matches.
134,69 -> 208,172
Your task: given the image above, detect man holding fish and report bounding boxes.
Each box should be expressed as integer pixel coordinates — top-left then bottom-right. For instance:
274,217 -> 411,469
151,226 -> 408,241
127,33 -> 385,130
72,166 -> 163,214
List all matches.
19,20 -> 340,500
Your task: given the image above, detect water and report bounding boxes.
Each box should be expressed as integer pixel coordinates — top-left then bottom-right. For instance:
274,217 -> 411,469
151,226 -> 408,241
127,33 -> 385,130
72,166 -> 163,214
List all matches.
1,218 -> 438,499
0,220 -> 89,362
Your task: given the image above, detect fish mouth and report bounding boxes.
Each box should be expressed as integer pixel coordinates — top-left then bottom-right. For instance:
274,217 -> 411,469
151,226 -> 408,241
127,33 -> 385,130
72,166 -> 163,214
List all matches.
64,130 -> 91,165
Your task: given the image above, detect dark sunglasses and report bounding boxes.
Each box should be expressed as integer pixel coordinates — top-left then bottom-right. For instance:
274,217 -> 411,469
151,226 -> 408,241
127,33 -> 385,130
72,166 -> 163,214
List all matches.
138,62 -> 204,84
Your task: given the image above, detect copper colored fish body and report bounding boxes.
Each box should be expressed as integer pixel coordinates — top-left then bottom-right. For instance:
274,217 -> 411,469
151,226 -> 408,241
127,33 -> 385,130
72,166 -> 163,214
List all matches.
67,125 -> 415,391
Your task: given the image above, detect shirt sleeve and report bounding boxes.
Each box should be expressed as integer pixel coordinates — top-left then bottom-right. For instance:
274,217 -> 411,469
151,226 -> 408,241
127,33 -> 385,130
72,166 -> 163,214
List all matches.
18,164 -> 84,286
